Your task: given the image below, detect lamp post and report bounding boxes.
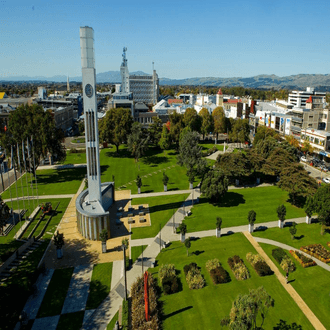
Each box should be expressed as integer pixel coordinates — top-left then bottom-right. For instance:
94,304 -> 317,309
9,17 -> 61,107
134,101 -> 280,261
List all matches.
122,245 -> 127,301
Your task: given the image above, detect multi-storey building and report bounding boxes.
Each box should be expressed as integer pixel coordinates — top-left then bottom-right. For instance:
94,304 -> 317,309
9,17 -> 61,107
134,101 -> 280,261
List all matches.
288,87 -> 325,108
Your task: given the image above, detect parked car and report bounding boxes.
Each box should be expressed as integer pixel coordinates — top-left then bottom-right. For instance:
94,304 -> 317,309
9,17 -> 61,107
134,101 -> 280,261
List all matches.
320,165 -> 329,172
322,177 -> 330,184
300,156 -> 307,162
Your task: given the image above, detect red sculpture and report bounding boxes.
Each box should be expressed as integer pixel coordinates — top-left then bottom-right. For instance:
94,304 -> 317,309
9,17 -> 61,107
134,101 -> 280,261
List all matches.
144,271 -> 150,321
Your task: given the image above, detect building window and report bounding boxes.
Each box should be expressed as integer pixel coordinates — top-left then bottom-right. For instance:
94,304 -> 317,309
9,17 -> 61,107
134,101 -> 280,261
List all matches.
315,138 -> 319,145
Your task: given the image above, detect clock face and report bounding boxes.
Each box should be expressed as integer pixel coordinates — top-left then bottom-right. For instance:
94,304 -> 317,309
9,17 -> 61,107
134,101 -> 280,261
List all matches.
85,84 -> 93,98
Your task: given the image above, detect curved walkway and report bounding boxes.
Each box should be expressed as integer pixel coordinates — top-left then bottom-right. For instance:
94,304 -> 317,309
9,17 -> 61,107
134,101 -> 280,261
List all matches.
244,232 -> 326,330
253,237 -> 330,272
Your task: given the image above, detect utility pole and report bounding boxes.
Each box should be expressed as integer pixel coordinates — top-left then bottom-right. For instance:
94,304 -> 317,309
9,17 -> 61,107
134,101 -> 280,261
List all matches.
142,245 -> 144,275
173,209 -> 175,233
123,245 -> 127,301
159,224 -> 161,253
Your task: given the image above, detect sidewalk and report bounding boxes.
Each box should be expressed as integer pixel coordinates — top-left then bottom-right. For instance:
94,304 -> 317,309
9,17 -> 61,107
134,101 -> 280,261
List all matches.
4,194 -> 75,203
244,232 -> 326,330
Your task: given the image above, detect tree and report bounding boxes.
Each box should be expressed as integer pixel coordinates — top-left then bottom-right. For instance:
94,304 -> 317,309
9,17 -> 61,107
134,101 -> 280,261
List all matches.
220,286 -> 274,330
253,136 -> 278,160
201,169 -> 229,203
184,238 -> 191,256
148,117 -> 163,146
289,222 -> 297,240
304,195 -> 314,218
285,135 -> 300,149
53,231 -> 64,249
169,111 -> 184,147
159,125 -> 171,151
278,163 -> 317,206
253,126 -> 279,146
136,175 -> 142,189
273,320 -> 303,330
216,217 -> 222,230
122,237 -> 129,248
162,172 -> 169,186
0,196 -> 9,235
248,210 -> 256,225
78,121 -> 85,135
99,108 -> 133,153
312,185 -> 330,233
127,122 -> 149,162
229,119 -> 250,148
184,108 -> 201,132
199,108 -> 213,139
1,104 -> 66,172
177,131 -> 208,186
212,106 -> 226,139
301,141 -> 314,156
178,223 -> 187,235
276,205 -> 286,222
99,229 -> 108,242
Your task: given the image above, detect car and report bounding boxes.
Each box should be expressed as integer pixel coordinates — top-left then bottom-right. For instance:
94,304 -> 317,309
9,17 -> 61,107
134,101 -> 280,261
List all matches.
323,177 -> 330,184
320,165 -> 329,172
300,156 -> 307,162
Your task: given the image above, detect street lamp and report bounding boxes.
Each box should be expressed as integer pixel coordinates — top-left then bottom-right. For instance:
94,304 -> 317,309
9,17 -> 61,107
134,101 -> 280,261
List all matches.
122,244 -> 127,301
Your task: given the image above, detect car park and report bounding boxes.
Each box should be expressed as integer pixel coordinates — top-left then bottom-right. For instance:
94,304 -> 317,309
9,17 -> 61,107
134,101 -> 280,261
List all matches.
300,156 -> 307,162
322,177 -> 330,184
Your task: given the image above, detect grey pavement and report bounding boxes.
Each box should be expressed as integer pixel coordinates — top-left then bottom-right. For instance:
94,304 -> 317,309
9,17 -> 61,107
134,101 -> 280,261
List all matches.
23,269 -> 55,320
4,194 -> 75,203
37,163 -> 86,170
61,265 -> 93,314
31,315 -> 60,330
111,260 -> 123,291
131,189 -> 194,199
254,237 -> 330,272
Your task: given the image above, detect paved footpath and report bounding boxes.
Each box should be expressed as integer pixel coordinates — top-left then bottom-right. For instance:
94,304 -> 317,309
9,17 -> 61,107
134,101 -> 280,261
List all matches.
244,232 -> 327,330
4,194 -> 75,203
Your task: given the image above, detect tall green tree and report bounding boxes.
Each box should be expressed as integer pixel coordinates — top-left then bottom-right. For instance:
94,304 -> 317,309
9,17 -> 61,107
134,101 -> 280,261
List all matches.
169,111 -> 184,147
312,184 -> 330,230
201,169 -> 228,203
0,103 -> 66,172
212,106 -> 226,139
229,118 -> 250,147
253,126 -> 279,146
159,125 -> 171,151
199,108 -> 213,139
0,196 -> 9,235
148,117 -> 163,147
220,286 -> 274,330
99,108 -> 133,153
127,122 -> 149,162
183,108 -> 201,132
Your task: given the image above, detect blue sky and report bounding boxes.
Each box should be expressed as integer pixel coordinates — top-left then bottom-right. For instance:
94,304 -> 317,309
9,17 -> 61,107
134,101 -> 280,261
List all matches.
1,0 -> 330,79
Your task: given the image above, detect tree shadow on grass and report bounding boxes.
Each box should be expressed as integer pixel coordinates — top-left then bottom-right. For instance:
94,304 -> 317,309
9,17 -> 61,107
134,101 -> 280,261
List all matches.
148,201 -> 185,214
141,156 -> 169,166
85,279 -> 109,310
35,167 -> 87,185
217,192 -> 245,208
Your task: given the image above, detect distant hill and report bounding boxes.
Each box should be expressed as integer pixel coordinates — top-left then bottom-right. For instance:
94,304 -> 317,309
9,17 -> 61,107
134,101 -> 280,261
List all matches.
2,72 -> 330,91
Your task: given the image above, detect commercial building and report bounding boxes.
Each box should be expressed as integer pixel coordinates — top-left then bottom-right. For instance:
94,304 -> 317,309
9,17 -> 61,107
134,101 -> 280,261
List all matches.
288,87 -> 326,108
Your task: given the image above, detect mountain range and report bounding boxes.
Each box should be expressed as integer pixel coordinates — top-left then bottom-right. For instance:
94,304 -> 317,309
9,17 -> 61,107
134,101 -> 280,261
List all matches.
2,72 -> 330,90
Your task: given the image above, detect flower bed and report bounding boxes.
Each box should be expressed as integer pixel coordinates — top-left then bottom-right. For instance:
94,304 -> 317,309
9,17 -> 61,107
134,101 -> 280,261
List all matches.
327,242 -> 330,249
131,273 -> 160,330
246,252 -> 273,277
300,244 -> 330,263
289,250 -> 316,268
205,258 -> 231,284
227,255 -> 250,280
159,264 -> 179,295
271,248 -> 296,273
184,263 -> 205,290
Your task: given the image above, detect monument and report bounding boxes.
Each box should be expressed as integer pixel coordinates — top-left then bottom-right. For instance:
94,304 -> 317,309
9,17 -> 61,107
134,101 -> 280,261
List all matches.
76,26 -> 114,241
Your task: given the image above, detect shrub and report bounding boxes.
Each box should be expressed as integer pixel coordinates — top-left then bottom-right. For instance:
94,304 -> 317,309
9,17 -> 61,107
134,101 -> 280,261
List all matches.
159,264 -> 176,283
227,255 -> 250,281
289,250 -> 316,268
205,259 -> 220,272
246,252 -> 273,276
272,248 -> 287,264
186,267 -> 205,290
280,257 -> 296,273
183,262 -> 198,276
162,275 -> 179,295
209,266 -> 231,284
122,299 -> 129,330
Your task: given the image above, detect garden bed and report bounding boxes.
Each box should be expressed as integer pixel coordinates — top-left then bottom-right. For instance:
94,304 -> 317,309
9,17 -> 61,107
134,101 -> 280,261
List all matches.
272,248 -> 296,273
205,258 -> 231,284
183,262 -> 205,290
227,255 -> 250,280
289,250 -> 316,268
246,252 -> 273,276
159,264 -> 179,295
300,244 -> 330,263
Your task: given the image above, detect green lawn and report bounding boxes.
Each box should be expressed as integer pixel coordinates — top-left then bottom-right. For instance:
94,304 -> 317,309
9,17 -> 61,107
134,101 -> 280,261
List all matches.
131,245 -> 148,264
182,186 -> 306,232
1,168 -> 85,199
71,137 -> 86,144
199,143 -> 224,151
131,194 -> 189,240
86,262 -> 113,310
253,222 -> 330,249
38,267 -> 74,318
260,243 -> 330,328
62,151 -> 87,164
148,234 -> 313,330
57,311 -> 85,330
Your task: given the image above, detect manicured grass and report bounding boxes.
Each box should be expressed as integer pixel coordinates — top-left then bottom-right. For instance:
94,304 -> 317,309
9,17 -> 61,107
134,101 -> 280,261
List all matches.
86,262 -> 113,310
182,186 -> 306,232
131,194 -> 189,240
131,245 -> 148,264
253,222 -> 330,249
100,146 -> 198,194
199,143 -> 224,151
56,311 -> 85,330
260,243 -> 330,328
148,234 -> 313,330
1,168 -> 85,199
107,311 -> 119,330
71,137 -> 86,144
62,151 -> 87,164
37,267 -> 74,318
